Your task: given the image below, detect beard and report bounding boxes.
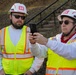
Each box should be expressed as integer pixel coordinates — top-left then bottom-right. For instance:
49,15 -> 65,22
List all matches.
10,20 -> 24,29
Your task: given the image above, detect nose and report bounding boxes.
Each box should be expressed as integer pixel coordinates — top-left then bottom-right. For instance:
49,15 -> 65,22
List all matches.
18,17 -> 22,20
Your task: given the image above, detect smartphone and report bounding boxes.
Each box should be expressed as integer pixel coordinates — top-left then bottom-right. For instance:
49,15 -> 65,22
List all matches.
29,24 -> 37,34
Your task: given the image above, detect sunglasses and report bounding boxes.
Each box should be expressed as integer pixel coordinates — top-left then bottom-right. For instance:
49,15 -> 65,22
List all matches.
59,20 -> 74,25
12,14 -> 25,20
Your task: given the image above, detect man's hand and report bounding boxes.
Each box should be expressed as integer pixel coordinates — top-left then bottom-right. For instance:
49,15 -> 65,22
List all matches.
24,70 -> 33,75
33,33 -> 48,45
0,69 -> 5,75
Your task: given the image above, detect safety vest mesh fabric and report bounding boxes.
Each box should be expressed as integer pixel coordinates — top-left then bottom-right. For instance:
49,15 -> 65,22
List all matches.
46,37 -> 76,75
1,26 -> 34,75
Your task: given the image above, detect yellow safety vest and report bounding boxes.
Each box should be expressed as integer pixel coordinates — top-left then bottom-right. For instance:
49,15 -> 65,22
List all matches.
0,26 -> 34,75
46,38 -> 76,75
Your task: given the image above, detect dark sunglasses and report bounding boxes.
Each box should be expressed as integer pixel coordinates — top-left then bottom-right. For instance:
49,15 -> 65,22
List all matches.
12,14 -> 25,20
59,20 -> 74,25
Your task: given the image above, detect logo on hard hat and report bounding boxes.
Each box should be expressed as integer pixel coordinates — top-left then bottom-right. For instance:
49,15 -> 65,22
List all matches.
19,6 -> 24,11
63,10 -> 69,14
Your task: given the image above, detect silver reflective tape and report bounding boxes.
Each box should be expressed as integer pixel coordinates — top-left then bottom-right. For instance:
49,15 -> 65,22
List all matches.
3,54 -> 33,58
46,68 -> 76,75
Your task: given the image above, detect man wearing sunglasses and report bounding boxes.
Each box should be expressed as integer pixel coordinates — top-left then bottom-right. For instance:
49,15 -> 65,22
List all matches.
29,9 -> 76,75
0,3 -> 44,75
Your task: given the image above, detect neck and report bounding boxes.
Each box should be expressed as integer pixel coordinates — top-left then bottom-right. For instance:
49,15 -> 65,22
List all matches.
11,25 -> 22,30
61,32 -> 76,43
64,32 -> 76,40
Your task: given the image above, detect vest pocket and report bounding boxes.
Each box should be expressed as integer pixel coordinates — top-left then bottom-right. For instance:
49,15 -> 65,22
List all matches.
2,58 -> 14,74
17,58 -> 33,73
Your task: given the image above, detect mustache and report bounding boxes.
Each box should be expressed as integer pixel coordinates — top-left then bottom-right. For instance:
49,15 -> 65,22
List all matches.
10,19 -> 25,29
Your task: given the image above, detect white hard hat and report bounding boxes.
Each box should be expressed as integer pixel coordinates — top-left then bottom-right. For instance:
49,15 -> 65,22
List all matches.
58,9 -> 76,21
9,3 -> 28,15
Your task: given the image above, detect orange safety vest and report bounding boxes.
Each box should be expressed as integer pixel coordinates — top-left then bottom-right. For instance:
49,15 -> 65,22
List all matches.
0,26 -> 34,75
46,37 -> 76,75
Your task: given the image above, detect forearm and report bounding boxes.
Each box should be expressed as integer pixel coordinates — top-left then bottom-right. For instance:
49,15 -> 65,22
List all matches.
0,52 -> 2,70
0,46 -> 2,70
0,58 -> 2,70
30,43 -> 40,57
31,43 -> 47,58
29,57 -> 44,73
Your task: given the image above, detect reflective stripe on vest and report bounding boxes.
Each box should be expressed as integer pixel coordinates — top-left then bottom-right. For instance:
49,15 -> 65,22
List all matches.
46,68 -> 76,75
3,53 -> 33,59
46,37 -> 76,75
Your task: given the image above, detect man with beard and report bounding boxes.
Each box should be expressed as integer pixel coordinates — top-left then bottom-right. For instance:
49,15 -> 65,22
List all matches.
0,3 -> 44,75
